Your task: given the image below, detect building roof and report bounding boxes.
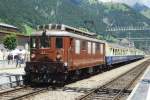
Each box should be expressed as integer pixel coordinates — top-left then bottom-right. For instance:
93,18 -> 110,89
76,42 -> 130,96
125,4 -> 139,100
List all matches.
0,23 -> 18,29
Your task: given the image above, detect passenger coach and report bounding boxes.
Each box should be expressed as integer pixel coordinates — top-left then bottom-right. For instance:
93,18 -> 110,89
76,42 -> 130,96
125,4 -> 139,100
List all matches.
105,42 -> 144,65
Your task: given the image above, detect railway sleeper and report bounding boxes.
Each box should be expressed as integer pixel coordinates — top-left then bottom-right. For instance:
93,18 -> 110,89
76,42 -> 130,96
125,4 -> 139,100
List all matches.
95,88 -> 131,96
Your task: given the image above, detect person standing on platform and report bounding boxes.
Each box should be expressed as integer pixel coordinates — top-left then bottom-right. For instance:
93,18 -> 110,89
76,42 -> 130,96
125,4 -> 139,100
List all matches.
16,54 -> 21,68
7,54 -> 11,64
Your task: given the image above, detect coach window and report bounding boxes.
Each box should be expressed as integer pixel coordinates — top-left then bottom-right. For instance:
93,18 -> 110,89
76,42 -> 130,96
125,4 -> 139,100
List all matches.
110,48 -> 112,55
115,49 -> 117,55
75,39 -> 80,54
113,49 -> 115,55
56,37 -> 63,48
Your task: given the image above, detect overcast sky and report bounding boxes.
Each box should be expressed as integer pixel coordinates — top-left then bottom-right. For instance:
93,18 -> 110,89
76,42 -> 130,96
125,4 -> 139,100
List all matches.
98,0 -> 150,8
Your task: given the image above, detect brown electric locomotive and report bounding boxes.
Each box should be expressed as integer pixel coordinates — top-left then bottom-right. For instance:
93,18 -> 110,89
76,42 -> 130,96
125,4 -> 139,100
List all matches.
25,24 -> 105,84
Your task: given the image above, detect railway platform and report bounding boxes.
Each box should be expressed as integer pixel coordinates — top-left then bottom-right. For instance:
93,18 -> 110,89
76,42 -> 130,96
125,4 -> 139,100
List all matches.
127,62 -> 150,100
0,61 -> 25,75
0,62 -> 24,91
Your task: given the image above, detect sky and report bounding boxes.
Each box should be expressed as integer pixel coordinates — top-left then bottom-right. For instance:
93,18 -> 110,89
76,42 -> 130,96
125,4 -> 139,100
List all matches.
98,0 -> 150,8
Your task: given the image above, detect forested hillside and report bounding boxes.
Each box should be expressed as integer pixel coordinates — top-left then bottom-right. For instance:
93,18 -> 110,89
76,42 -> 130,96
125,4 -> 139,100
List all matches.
0,0 -> 150,35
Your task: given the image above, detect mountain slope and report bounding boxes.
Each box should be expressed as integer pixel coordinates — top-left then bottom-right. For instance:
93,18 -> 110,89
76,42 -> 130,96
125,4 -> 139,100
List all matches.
0,0 -> 149,34
132,3 -> 150,19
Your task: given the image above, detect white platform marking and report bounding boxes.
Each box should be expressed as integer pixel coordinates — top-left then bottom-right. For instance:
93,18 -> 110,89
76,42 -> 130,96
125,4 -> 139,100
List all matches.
146,84 -> 150,100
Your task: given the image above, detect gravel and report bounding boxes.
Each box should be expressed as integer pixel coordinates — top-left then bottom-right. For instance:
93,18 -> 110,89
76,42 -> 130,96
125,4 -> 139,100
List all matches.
26,57 -> 149,100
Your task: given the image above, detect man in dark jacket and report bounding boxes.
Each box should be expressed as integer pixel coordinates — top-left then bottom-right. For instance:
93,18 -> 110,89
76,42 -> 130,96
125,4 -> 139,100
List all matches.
15,54 -> 21,67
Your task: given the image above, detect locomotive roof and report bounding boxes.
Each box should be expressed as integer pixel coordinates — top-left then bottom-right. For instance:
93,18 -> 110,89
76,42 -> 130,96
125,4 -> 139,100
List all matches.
37,24 -> 96,37
32,30 -> 105,43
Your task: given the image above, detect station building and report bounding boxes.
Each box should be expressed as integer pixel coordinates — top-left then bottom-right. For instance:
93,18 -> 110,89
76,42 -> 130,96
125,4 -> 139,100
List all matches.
0,23 -> 29,60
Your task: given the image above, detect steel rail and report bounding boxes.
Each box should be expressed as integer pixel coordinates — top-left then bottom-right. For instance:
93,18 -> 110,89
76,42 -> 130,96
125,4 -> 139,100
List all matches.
0,86 -> 50,100
77,59 -> 150,100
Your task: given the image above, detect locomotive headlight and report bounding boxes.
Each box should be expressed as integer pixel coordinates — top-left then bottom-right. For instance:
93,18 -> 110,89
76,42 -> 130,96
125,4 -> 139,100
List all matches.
64,62 -> 68,66
56,54 -> 62,61
31,54 -> 36,59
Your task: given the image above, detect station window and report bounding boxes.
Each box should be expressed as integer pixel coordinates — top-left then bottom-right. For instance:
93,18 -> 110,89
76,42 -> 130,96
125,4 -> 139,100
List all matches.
56,37 -> 63,48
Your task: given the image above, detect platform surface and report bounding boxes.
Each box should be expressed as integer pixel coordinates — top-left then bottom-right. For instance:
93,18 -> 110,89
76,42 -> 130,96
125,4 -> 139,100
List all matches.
127,64 -> 150,100
0,61 -> 25,75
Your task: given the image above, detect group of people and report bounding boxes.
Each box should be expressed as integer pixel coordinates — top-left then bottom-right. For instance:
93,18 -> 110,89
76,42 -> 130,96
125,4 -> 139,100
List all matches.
7,54 -> 25,67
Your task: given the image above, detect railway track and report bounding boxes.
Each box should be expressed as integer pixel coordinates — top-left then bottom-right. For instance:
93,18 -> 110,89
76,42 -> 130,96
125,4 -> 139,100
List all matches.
77,59 -> 150,100
0,86 -> 49,100
0,80 -> 24,91
0,74 -> 24,92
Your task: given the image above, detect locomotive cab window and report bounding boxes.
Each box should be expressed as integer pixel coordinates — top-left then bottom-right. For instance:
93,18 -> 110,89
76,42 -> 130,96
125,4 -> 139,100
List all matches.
30,37 -> 36,48
56,37 -> 63,48
30,37 -> 39,48
40,36 -> 50,48
40,31 -> 50,48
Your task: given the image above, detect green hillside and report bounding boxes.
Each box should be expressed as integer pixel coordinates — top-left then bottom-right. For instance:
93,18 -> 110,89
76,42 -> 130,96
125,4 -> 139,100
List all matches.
141,9 -> 150,19
0,0 -> 150,34
0,0 -> 150,51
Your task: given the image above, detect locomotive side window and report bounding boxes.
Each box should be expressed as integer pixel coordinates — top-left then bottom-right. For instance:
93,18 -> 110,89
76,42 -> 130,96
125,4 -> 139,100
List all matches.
30,37 -> 36,48
88,42 -> 91,54
75,40 -> 80,54
96,43 -> 100,52
82,41 -> 87,50
56,37 -> 63,48
92,43 -> 96,54
100,44 -> 103,54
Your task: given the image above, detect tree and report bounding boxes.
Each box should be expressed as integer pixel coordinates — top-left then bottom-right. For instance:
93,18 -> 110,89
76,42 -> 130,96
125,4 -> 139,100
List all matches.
3,34 -> 17,50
